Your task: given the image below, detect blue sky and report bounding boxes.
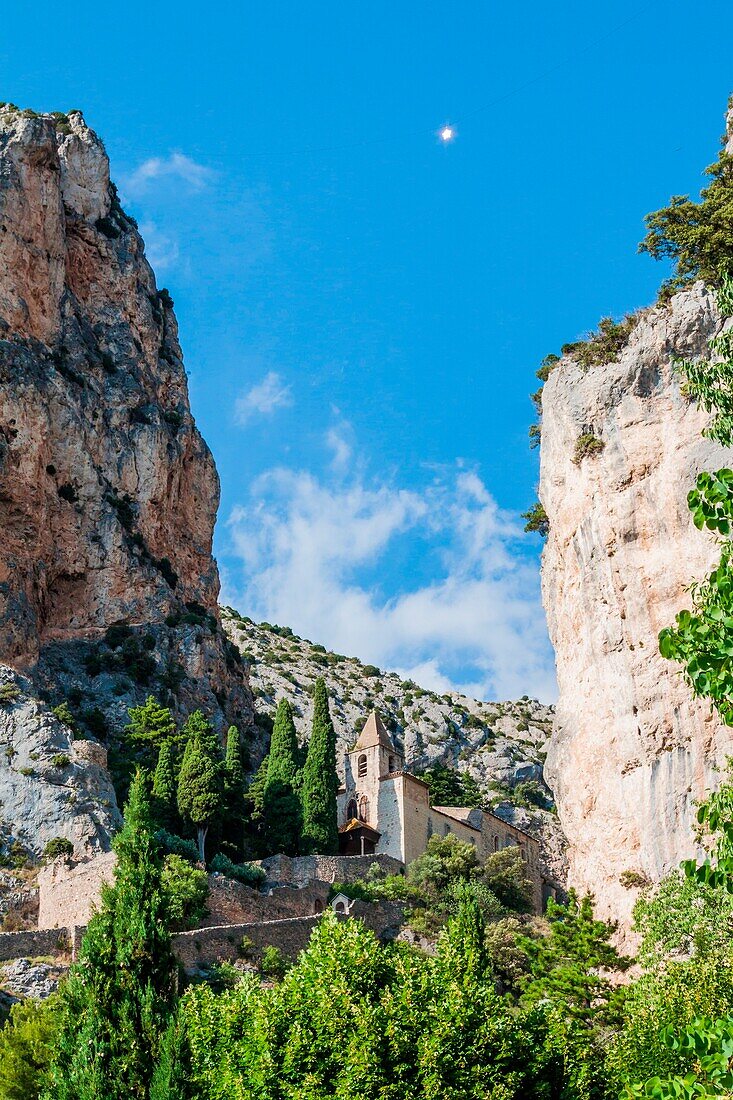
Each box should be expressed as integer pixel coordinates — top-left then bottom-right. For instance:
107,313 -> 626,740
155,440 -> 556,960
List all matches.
3,2 -> 732,701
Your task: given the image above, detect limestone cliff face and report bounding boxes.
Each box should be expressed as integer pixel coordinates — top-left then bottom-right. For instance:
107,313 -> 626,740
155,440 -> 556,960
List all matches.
0,108 -> 253,859
540,284 -> 733,933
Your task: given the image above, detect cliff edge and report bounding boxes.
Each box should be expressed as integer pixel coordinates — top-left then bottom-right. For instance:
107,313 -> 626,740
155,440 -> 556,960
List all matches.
540,283 -> 733,933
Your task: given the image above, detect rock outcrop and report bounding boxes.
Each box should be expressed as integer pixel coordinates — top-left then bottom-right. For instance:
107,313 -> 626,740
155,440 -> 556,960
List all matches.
540,283 -> 733,934
0,107 -> 253,860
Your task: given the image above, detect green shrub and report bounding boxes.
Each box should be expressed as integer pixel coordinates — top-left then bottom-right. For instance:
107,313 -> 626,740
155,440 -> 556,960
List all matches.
522,501 -> 549,537
562,315 -> 637,369
161,854 -> 209,931
51,702 -> 77,733
209,853 -> 265,889
43,837 -> 74,862
573,433 -> 605,465
0,994 -> 60,1100
51,754 -> 71,769
0,683 -> 20,706
155,830 -> 200,863
260,944 -> 290,980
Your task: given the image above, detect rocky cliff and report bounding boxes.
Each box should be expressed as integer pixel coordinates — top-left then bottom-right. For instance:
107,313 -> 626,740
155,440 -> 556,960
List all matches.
540,283 -> 733,933
0,107 -> 253,860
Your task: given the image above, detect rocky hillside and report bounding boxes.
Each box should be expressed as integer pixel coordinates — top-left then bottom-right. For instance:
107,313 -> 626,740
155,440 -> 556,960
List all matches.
0,107 -> 253,861
222,607 -> 566,884
540,281 -> 733,933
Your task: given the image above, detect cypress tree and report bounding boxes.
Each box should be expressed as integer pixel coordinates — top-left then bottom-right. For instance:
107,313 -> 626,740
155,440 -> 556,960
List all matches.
300,678 -> 339,855
177,713 -> 224,862
45,773 -> 176,1100
224,724 -> 244,788
149,1011 -> 194,1100
262,699 -> 302,855
152,740 -> 178,831
222,725 -> 246,855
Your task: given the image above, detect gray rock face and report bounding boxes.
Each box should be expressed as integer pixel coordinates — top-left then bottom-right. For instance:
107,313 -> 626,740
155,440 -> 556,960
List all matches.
540,284 -> 733,936
0,957 -> 64,1000
0,669 -> 119,859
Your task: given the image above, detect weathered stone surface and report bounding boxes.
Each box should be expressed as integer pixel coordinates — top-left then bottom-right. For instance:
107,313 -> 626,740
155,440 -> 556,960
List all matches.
0,956 -> 64,1000
0,108 -> 254,857
540,283 -> 733,936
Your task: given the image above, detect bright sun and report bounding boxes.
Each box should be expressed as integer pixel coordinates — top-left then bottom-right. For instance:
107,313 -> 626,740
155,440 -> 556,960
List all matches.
439,125 -> 455,143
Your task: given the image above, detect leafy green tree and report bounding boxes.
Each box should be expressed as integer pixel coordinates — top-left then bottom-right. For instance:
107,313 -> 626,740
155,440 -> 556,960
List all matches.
262,699 -> 301,855
220,724 -> 246,856
0,996 -> 60,1100
420,761 -> 483,807
126,696 -> 176,749
161,853 -> 209,930
45,772 -> 176,1100
407,832 -> 479,893
481,845 -> 535,913
152,739 -> 178,830
519,890 -> 631,1027
300,678 -> 338,855
177,714 -> 223,862
639,130 -> 733,291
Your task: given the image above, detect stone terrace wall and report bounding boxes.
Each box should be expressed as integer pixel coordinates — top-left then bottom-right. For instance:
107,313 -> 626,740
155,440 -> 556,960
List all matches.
204,875 -> 330,927
37,852 -> 115,929
172,916 -> 322,971
260,853 -> 404,887
173,901 -> 405,972
0,926 -> 70,961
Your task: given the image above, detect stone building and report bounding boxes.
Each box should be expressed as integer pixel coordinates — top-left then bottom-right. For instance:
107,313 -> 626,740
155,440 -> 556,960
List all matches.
337,712 -> 546,910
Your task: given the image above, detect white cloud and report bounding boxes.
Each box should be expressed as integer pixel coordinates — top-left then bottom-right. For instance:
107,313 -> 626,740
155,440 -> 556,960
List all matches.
224,463 -> 556,703
123,152 -> 215,198
138,221 -> 180,273
325,420 -> 354,471
234,372 -> 293,425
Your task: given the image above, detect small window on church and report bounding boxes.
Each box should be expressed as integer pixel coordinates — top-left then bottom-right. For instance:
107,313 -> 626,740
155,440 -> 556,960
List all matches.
346,799 -> 358,821
357,754 -> 367,778
493,835 -> 499,852
388,754 -> 397,772
359,795 -> 369,823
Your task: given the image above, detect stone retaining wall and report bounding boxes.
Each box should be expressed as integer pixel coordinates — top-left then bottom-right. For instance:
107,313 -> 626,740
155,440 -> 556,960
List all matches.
259,852 -> 404,887
172,915 -> 323,970
0,926 -> 70,961
203,875 -> 329,927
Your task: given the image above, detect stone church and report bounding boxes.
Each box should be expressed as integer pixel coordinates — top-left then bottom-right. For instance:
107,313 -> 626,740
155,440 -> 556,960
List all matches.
336,712 -> 545,909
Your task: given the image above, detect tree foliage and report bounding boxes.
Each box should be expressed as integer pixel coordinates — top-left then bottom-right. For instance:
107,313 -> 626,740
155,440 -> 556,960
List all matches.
519,890 -> 631,1027
300,678 -> 339,855
177,711 -> 223,862
44,773 -> 176,1100
262,699 -> 301,856
0,996 -> 60,1100
639,143 -> 733,291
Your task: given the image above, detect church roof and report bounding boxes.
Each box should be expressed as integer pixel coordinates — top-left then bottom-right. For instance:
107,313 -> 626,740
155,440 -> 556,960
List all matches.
353,710 -> 396,752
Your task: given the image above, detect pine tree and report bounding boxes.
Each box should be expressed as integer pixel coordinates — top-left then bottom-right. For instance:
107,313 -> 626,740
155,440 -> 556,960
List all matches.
152,740 -> 178,831
126,695 -> 176,746
45,773 -> 176,1100
177,712 -> 223,862
519,890 -> 631,1026
300,678 -> 338,855
262,699 -> 302,855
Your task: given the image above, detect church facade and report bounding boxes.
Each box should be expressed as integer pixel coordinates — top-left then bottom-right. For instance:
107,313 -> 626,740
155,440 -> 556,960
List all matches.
336,712 -> 547,911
